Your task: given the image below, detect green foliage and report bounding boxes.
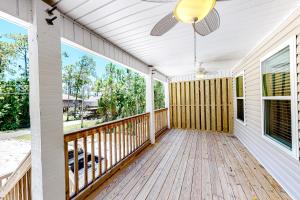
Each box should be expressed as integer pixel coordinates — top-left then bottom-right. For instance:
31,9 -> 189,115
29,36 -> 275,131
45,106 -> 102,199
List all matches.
0,33 -> 30,131
97,63 -> 146,122
154,80 -> 165,110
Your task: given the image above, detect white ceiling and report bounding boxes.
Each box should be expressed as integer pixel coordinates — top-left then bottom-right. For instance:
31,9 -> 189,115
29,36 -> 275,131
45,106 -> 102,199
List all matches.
55,0 -> 299,77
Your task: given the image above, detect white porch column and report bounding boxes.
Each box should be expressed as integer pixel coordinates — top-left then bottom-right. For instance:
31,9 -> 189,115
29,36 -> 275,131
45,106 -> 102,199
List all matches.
29,0 -> 65,199
164,81 -> 171,129
146,68 -> 155,144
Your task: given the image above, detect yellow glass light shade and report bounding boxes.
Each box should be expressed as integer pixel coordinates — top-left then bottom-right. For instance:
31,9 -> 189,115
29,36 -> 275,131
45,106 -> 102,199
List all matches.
173,0 -> 216,23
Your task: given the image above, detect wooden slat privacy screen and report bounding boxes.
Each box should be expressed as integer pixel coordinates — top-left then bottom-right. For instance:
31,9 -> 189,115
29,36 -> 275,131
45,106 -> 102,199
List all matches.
169,78 -> 233,133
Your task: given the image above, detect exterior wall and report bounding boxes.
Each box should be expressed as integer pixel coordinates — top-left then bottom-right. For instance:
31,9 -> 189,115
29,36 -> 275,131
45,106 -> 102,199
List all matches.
232,7 -> 300,200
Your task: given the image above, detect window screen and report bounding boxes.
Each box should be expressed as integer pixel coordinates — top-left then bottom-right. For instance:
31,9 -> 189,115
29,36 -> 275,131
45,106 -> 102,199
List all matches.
261,45 -> 293,149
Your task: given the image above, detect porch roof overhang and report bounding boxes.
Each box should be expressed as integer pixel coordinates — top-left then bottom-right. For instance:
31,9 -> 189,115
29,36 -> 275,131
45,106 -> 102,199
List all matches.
1,0 -> 299,80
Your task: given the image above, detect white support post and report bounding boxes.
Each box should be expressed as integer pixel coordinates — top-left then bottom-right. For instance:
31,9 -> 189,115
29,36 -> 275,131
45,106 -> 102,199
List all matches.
29,0 -> 65,199
146,68 -> 155,144
164,81 -> 171,129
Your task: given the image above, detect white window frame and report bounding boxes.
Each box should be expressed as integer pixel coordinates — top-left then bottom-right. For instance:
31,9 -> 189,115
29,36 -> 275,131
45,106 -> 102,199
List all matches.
260,36 -> 299,159
235,70 -> 246,125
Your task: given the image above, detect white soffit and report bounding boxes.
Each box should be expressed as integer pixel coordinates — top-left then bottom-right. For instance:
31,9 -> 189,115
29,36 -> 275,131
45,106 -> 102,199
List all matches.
53,0 -> 298,76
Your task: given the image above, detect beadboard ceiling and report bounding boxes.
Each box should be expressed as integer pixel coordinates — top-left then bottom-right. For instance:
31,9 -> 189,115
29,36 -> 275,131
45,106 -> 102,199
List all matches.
54,0 -> 299,77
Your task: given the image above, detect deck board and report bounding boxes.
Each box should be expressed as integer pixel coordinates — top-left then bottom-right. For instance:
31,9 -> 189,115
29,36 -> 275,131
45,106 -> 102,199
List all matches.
88,129 -> 291,200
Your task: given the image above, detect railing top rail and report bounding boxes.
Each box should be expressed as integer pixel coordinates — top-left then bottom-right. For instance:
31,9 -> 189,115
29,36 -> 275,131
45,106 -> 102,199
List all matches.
64,112 -> 150,141
154,108 -> 168,113
0,173 -> 12,181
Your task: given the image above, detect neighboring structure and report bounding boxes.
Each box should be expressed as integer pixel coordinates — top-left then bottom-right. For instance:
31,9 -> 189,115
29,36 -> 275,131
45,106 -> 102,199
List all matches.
62,94 -> 82,112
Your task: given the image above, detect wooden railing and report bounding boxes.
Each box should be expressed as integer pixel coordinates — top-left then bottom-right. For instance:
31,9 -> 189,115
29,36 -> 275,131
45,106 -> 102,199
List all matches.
154,108 -> 168,137
0,153 -> 31,200
64,112 -> 150,200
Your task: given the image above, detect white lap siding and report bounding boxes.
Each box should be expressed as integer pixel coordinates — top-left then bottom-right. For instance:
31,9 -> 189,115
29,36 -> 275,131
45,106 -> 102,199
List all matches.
232,7 -> 300,200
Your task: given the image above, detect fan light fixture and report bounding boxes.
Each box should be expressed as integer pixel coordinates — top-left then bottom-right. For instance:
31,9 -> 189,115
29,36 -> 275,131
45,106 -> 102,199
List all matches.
173,0 -> 216,23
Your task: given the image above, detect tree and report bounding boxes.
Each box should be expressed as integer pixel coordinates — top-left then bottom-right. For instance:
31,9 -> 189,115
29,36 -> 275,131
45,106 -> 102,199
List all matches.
93,79 -> 102,97
73,55 -> 96,118
62,64 -> 75,121
154,80 -> 165,110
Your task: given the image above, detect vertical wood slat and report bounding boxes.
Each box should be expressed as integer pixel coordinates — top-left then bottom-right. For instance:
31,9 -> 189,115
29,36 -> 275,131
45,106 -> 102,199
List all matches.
114,126 -> 117,166
200,80 -> 206,130
181,82 -> 186,128
177,82 -> 182,128
104,127 -> 108,172
122,123 -> 125,159
91,132 -> 95,181
216,78 -> 222,132
168,77 -> 233,133
169,83 -> 173,128
222,78 -> 228,132
195,81 -> 200,130
190,81 -> 195,129
83,135 -> 88,187
185,82 -> 190,129
172,83 -> 177,128
228,78 -> 234,133
211,79 -> 216,131
98,128 -> 102,176
74,140 -> 79,194
205,80 -> 211,130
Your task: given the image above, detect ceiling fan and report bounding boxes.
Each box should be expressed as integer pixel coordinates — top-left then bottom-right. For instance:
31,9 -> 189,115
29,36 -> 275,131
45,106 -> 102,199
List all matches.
142,0 -> 230,36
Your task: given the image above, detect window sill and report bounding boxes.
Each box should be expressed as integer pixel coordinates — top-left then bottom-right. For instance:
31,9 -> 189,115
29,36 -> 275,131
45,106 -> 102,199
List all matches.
262,134 -> 298,160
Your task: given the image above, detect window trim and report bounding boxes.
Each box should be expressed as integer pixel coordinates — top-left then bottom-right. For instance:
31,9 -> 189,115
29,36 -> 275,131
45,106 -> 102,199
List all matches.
235,70 -> 246,126
259,36 -> 298,159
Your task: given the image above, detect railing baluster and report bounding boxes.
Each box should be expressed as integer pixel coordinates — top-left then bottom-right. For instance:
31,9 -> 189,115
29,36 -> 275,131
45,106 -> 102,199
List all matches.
74,140 -> 79,194
131,118 -> 134,152
134,118 -> 137,150
109,127 -> 113,169
114,126 -> 117,166
83,135 -> 88,187
104,127 -> 107,173
118,123 -> 121,162
28,169 -> 31,200
98,128 -> 102,177
91,132 -> 95,181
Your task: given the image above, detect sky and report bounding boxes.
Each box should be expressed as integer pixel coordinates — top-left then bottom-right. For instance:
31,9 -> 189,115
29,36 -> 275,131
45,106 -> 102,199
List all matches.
0,18 -> 128,80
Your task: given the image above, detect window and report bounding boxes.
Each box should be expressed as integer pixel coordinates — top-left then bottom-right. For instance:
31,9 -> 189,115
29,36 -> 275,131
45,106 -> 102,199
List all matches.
235,73 -> 245,123
260,37 -> 298,158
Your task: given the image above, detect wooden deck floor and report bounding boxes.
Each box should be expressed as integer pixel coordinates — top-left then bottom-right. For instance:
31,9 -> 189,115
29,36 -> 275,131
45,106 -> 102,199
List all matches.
87,129 -> 291,200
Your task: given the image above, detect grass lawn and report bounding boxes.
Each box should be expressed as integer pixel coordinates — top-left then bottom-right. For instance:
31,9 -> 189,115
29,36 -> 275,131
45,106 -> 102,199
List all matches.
15,134 -> 31,141
64,119 -> 102,133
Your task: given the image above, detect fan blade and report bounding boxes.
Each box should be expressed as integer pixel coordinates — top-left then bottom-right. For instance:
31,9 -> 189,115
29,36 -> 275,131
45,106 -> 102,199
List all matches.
151,12 -> 178,36
194,8 -> 220,36
141,0 -> 176,3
